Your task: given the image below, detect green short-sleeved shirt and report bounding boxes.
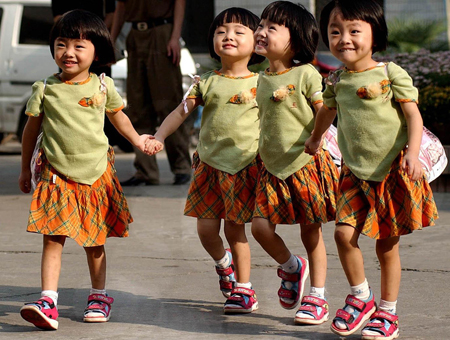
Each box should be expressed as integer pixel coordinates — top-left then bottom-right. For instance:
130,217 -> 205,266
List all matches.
257,64 -> 323,180
26,73 -> 124,185
323,62 -> 418,181
187,70 -> 259,174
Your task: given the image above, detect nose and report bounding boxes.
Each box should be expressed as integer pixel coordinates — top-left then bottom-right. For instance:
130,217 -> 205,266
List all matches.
339,32 -> 350,44
255,26 -> 266,37
223,31 -> 234,41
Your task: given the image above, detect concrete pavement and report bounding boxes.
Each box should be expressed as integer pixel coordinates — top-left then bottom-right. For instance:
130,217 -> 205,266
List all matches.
0,145 -> 449,339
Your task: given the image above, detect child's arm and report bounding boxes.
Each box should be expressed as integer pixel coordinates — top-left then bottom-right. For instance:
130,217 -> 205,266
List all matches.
401,102 -> 423,181
305,105 -> 337,155
145,97 -> 200,155
19,115 -> 43,193
106,110 -> 150,153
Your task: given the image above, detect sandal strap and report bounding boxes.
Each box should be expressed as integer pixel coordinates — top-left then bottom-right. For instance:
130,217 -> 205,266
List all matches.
344,294 -> 366,311
230,287 -> 255,297
368,310 -> 398,324
301,295 -> 327,307
278,287 -> 296,299
87,294 -> 114,306
219,280 -> 234,290
277,267 -> 300,282
335,308 -> 354,323
216,265 -> 233,276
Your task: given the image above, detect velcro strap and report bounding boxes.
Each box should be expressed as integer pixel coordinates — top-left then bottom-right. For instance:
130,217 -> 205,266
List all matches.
231,287 -> 254,297
298,305 -> 316,312
366,322 -> 385,328
277,268 -> 300,282
371,311 -> 398,323
88,294 -> 114,305
344,295 -> 365,311
278,287 -> 295,299
219,280 -> 233,290
216,266 -> 233,276
335,309 -> 354,323
301,296 -> 326,307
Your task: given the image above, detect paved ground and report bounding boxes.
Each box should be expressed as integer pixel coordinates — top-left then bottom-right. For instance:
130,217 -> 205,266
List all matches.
0,142 -> 449,339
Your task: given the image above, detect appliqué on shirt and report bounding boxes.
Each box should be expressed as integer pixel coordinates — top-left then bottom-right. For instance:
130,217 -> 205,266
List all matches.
229,87 -> 257,104
78,92 -> 106,107
270,84 -> 295,102
356,79 -> 390,100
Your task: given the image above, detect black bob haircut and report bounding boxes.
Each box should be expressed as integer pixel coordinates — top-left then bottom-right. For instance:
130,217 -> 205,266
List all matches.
320,0 -> 388,53
208,7 -> 266,66
261,1 -> 319,64
49,9 -> 116,67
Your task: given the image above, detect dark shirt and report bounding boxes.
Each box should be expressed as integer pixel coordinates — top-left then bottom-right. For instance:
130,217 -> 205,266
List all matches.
51,0 -> 115,19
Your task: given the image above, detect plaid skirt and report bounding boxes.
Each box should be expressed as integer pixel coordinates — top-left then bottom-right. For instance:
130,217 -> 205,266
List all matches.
336,150 -> 438,239
184,152 -> 260,224
27,147 -> 132,247
253,150 -> 339,225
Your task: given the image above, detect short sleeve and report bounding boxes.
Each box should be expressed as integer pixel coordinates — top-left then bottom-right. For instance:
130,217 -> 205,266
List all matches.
104,76 -> 125,113
323,83 -> 337,109
387,62 -> 418,103
187,73 -> 207,99
25,81 -> 45,117
302,66 -> 323,105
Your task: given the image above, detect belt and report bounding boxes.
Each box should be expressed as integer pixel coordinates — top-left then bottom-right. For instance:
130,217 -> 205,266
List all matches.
131,17 -> 173,31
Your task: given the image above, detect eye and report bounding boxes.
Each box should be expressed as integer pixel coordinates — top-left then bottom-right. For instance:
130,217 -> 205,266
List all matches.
257,24 -> 263,28
330,30 -> 339,35
351,29 -> 360,34
269,26 -> 277,30
236,31 -> 244,35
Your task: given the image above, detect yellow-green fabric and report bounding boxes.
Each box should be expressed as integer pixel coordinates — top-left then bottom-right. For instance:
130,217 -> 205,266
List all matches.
187,70 -> 259,174
257,64 -> 323,180
26,73 -> 124,185
323,62 -> 418,181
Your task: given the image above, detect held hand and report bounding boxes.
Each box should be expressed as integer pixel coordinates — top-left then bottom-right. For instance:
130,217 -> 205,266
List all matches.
167,37 -> 181,65
304,135 -> 322,155
18,170 -> 32,193
402,152 -> 423,181
144,137 -> 164,156
135,134 -> 154,153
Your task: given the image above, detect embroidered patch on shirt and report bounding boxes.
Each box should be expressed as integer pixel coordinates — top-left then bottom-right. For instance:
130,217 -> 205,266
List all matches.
270,84 -> 295,102
78,92 -> 105,108
229,87 -> 257,104
356,79 -> 390,99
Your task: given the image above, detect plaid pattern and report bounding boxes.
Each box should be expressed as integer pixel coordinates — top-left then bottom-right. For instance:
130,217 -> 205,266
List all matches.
27,147 -> 132,247
184,152 -> 260,224
254,150 -> 339,225
336,150 -> 438,239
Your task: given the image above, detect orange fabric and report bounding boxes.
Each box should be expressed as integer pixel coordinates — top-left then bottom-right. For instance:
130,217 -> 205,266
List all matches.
336,151 -> 438,239
27,148 -> 132,246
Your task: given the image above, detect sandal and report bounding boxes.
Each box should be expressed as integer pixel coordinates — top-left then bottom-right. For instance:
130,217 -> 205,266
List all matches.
294,295 -> 329,325
277,256 -> 309,309
20,296 -> 59,330
83,294 -> 114,322
215,249 -> 236,298
361,311 -> 399,340
330,292 -> 376,336
223,287 -> 259,314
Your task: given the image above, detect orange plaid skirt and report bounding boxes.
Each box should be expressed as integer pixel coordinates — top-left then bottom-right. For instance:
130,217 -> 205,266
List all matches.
253,150 -> 339,225
184,152 -> 260,224
27,147 -> 132,247
336,150 -> 438,239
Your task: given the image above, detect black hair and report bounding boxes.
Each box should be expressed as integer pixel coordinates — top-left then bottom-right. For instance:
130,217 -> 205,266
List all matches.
208,7 -> 265,66
49,9 -> 116,67
260,1 -> 319,64
320,0 -> 388,53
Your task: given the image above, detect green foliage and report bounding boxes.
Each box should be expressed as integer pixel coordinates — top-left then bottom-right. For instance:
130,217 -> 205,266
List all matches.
387,18 -> 447,53
419,85 -> 450,143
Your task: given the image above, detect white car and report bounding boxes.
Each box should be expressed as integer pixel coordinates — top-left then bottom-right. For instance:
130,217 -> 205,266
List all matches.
0,0 -> 196,150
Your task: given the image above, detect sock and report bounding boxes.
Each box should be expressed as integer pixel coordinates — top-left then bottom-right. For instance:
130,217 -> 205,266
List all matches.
235,282 -> 252,289
90,288 -> 107,296
309,286 -> 325,299
41,290 -> 58,307
281,254 -> 299,273
335,279 -> 370,330
215,250 -> 232,269
361,299 -> 397,336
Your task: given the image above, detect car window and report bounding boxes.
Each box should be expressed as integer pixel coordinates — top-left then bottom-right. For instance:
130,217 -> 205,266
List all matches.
19,6 -> 53,45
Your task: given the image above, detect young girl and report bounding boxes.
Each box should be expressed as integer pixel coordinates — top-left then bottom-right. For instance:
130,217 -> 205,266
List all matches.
18,10 -> 150,330
251,1 -> 339,325
145,8 -> 264,314
305,0 -> 439,338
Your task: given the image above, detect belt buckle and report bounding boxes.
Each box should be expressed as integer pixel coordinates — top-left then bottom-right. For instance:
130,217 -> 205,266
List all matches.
136,22 -> 148,31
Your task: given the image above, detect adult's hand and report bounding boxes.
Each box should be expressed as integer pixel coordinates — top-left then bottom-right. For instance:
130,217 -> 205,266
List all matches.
167,37 -> 181,65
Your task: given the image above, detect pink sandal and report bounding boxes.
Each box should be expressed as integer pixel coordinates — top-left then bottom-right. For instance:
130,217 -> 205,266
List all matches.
361,311 -> 399,340
330,292 -> 376,336
223,287 -> 259,314
294,295 -> 329,325
83,294 -> 114,322
277,256 -> 309,309
215,249 -> 236,298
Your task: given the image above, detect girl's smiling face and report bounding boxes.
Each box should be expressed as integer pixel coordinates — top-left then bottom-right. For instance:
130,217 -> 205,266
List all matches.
254,19 -> 294,63
327,10 -> 377,71
213,22 -> 255,63
54,37 -> 96,82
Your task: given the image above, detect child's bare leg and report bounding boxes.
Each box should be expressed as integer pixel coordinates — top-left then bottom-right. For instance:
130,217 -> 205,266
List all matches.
197,218 -> 224,260
300,223 -> 326,288
376,236 -> 401,303
84,245 -> 106,290
224,221 -> 249,283
41,235 -> 66,291
251,217 -> 290,264
334,224 -> 365,285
